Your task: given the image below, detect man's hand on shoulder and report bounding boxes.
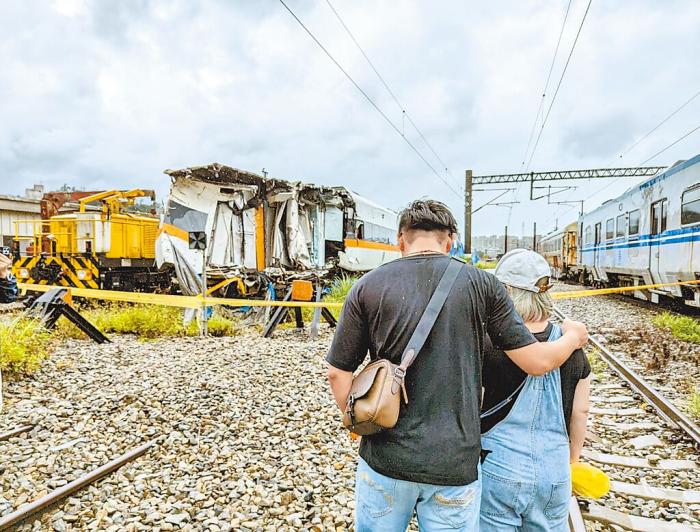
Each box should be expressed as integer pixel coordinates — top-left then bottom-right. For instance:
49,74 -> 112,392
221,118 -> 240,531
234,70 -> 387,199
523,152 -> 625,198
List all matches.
561,319 -> 588,349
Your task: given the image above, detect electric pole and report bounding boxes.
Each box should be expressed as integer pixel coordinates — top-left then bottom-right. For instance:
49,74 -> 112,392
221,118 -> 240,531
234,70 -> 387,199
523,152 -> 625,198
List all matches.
464,170 -> 472,255
533,222 -> 537,251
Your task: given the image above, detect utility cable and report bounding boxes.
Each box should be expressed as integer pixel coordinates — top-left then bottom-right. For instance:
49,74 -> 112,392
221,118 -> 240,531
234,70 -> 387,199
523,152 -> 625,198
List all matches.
544,123 -> 700,227
547,90 -> 700,226
521,0 -> 573,167
613,89 -> 700,163
324,0 -> 463,192
640,124 -> 700,165
278,0 -> 462,197
526,0 -> 593,171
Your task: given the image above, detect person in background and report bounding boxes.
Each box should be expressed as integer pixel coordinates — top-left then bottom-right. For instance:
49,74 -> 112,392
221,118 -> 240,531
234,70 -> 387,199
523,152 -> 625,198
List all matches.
326,200 -> 589,532
0,253 -> 18,304
480,249 -> 591,531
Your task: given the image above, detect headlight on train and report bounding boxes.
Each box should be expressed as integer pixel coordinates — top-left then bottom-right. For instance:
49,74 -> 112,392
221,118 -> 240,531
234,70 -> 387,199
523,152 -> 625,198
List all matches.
76,269 -> 89,280
18,268 -> 29,278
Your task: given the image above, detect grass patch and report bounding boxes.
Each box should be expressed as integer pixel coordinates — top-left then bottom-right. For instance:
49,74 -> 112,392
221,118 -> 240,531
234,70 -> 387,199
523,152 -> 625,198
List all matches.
0,318 -> 54,374
587,349 -> 609,382
206,315 -> 239,337
296,275 -> 358,325
653,312 -> 700,344
688,390 -> 700,420
55,304 -> 239,340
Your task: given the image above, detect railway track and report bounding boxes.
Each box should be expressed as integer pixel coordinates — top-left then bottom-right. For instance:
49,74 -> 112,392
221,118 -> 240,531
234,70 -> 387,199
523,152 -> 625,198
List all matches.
554,307 -> 700,531
0,425 -> 156,530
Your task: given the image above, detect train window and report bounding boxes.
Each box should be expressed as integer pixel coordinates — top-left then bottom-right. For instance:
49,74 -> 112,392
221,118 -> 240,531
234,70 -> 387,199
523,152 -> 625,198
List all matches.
616,214 -> 625,238
594,223 -> 601,245
605,218 -> 614,240
628,210 -> 640,236
651,199 -> 667,235
361,220 -> 396,244
584,225 -> 591,244
681,187 -> 700,225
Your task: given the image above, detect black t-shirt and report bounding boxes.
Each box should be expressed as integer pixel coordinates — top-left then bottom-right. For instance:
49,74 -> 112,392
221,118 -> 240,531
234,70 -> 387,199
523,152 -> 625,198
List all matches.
481,322 -> 591,434
326,254 -> 536,486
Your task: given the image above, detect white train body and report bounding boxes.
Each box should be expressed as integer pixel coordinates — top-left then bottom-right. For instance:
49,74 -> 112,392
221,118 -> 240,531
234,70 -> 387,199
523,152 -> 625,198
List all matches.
156,164 -> 399,296
579,153 -> 700,306
339,193 -> 400,272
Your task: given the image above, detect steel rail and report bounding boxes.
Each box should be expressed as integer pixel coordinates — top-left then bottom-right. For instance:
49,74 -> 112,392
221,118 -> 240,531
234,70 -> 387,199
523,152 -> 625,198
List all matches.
553,307 -> 700,447
0,425 -> 33,442
568,496 -> 586,532
0,439 -> 157,530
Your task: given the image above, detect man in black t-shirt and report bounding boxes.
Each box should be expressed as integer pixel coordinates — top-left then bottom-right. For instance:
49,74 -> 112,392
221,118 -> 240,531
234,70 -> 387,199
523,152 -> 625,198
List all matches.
326,200 -> 588,531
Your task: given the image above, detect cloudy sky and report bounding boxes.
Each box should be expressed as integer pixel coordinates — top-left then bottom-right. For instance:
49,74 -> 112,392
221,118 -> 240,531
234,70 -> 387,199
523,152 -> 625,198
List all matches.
2,0 -> 699,238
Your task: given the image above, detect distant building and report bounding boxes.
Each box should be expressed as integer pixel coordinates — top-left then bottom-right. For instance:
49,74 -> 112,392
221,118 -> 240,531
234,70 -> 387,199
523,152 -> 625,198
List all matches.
0,187 -> 44,248
473,233 -> 542,258
0,185 -> 90,250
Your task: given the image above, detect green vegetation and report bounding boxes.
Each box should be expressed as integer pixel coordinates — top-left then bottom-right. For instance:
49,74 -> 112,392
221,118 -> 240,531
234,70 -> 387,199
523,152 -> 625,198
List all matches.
653,312 -> 700,344
56,304 -> 239,340
689,390 -> 700,420
587,349 -> 609,382
325,275 -> 358,319
0,318 -> 54,374
475,261 -> 498,270
206,314 -> 239,337
296,275 -> 358,324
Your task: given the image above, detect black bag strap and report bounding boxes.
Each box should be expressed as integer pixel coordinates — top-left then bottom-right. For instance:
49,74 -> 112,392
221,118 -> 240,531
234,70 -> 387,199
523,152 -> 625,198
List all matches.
390,259 -> 463,394
479,380 -> 526,419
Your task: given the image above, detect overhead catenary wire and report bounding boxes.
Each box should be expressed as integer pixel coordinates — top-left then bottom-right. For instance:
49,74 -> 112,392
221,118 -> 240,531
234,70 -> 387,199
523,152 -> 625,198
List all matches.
278,0 -> 462,197
324,0 -> 463,193
543,122 -> 698,228
640,124 -> 700,165
544,90 -> 700,227
525,0 -> 593,171
613,89 -> 700,163
521,0 -> 574,167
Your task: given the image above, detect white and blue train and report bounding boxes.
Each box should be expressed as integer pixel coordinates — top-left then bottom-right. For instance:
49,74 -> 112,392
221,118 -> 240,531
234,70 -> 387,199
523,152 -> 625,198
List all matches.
577,153 -> 700,307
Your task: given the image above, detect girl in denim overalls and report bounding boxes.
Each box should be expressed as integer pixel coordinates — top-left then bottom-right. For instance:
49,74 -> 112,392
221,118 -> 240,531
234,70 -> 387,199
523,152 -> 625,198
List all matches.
480,249 -> 591,531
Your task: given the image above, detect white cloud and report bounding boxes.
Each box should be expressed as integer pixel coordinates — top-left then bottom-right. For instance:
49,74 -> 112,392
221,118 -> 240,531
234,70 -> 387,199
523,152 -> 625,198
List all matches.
1,0 -> 699,239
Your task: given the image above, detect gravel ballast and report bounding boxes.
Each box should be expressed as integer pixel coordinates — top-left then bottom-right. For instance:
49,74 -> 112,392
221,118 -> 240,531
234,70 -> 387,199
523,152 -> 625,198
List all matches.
0,328 -> 357,531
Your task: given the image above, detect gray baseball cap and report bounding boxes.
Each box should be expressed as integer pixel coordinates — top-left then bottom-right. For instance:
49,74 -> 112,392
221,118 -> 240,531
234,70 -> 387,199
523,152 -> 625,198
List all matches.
494,248 -> 552,293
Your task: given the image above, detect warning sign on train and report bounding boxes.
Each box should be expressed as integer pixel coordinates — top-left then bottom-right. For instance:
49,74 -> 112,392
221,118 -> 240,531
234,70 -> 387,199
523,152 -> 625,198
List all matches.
188,231 -> 207,250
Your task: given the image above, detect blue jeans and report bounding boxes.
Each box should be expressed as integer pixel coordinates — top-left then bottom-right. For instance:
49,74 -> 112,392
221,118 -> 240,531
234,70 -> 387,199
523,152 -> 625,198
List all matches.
355,458 -> 481,531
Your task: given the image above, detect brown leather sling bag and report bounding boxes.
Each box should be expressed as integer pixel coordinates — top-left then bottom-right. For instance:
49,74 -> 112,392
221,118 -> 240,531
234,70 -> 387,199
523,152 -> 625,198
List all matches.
342,259 -> 463,435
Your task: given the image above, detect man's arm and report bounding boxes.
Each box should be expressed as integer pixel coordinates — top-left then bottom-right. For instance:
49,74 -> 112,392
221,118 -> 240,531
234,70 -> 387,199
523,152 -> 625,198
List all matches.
325,283 -> 369,413
569,376 -> 591,462
327,365 -> 353,413
504,319 -> 588,376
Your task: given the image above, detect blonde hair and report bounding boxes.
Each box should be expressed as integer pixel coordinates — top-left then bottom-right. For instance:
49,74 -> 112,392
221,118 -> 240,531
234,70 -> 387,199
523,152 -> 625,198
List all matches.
508,280 -> 553,323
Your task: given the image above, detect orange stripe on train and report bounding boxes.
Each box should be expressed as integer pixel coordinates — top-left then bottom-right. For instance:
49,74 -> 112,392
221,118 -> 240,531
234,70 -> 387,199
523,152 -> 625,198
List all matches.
344,238 -> 400,252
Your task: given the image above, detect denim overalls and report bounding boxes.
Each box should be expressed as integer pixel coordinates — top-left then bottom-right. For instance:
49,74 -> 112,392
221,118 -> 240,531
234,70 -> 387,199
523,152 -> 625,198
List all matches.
480,323 -> 571,531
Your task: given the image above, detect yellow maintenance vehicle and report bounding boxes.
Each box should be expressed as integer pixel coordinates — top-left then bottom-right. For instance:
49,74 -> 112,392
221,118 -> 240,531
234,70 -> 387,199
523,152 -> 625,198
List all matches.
12,189 -> 172,291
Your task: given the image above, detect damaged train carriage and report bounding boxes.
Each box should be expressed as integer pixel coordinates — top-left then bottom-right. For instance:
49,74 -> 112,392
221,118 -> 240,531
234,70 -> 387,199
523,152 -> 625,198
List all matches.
156,164 -> 399,299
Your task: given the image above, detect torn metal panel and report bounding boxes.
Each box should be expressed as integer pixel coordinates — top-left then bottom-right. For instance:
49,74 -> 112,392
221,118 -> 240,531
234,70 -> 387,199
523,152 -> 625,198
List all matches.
157,163 -> 399,297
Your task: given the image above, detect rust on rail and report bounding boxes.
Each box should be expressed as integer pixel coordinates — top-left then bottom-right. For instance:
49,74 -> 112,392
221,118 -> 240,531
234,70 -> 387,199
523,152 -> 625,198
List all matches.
553,306 -> 700,448
0,425 -> 33,442
0,439 -> 157,531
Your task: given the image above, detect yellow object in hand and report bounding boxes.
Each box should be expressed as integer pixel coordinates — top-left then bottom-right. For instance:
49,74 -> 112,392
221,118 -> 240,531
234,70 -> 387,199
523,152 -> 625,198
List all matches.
571,462 -> 610,499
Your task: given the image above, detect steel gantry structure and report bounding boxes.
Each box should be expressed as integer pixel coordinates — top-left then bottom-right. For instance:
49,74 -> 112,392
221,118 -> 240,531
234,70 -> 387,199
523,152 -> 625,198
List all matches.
463,165 -> 666,254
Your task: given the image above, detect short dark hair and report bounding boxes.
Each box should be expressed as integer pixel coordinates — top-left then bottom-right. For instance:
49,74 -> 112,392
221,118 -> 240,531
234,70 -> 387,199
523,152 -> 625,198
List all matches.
398,199 -> 458,235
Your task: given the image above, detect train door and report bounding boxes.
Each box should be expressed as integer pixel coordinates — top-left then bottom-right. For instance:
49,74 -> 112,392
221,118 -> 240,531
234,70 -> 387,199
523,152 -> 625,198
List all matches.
593,222 -> 602,273
649,198 -> 667,283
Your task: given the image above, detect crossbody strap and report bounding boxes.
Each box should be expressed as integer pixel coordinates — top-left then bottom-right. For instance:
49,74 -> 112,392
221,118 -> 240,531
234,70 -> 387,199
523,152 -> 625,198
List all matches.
390,259 -> 463,395
480,380 -> 526,419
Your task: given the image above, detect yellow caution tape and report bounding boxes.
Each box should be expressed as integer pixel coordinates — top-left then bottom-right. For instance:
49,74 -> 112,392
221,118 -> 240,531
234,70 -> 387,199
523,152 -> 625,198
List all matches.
18,278 -> 700,309
17,283 -> 343,309
551,279 -> 700,299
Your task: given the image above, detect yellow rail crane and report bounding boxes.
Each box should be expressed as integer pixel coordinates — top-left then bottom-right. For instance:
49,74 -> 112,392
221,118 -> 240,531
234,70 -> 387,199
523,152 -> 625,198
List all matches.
12,189 -> 172,291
